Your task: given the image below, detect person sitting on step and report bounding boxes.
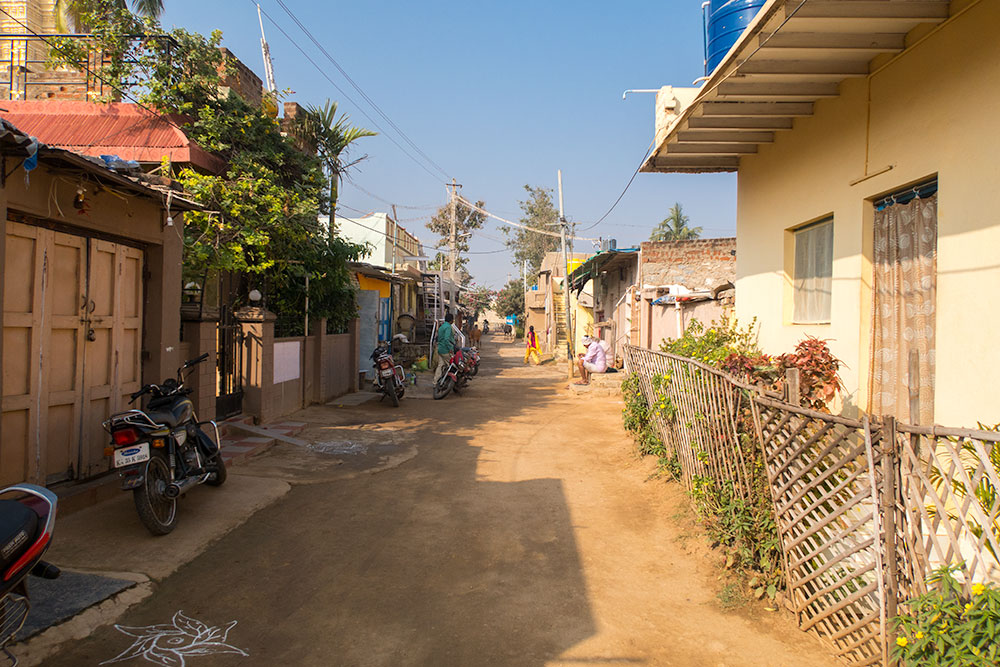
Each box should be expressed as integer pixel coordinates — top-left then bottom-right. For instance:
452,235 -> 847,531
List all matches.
575,335 -> 607,385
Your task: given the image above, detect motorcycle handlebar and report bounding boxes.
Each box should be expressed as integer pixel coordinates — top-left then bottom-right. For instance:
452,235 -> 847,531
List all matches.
183,353 -> 210,369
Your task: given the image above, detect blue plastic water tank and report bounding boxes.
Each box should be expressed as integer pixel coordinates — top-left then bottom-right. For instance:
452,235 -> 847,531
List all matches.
705,0 -> 766,74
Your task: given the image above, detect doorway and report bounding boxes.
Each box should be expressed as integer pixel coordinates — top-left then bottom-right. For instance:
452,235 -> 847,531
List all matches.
869,183 -> 937,423
2,220 -> 144,485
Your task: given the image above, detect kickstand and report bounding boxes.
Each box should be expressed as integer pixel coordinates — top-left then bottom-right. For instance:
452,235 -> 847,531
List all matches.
3,645 -> 18,667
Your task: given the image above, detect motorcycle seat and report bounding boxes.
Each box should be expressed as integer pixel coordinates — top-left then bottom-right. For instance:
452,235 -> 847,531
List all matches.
146,409 -> 181,428
0,499 -> 38,572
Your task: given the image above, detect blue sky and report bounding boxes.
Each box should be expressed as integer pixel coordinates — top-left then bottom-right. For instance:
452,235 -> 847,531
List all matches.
162,0 -> 736,288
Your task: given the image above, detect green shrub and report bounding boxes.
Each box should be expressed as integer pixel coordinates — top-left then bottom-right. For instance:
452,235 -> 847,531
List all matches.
893,567 -> 1000,666
660,317 -> 760,366
691,475 -> 784,600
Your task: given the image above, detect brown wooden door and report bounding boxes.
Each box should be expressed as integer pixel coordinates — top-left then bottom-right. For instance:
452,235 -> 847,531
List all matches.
80,240 -> 143,478
1,222 -> 143,485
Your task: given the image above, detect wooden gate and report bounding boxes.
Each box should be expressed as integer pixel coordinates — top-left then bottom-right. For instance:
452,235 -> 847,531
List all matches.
1,221 -> 143,485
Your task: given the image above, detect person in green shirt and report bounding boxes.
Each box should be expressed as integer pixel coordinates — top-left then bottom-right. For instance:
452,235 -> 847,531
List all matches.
434,312 -> 456,383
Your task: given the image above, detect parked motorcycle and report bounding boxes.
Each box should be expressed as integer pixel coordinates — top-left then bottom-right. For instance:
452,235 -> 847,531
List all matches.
463,347 -> 481,377
0,484 -> 60,666
432,348 -> 473,400
371,341 -> 406,407
103,353 -> 226,536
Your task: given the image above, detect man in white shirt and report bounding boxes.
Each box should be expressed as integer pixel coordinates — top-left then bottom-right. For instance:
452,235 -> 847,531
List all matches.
575,335 -> 607,385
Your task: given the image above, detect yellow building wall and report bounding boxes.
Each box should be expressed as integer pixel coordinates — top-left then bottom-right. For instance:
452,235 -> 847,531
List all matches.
571,280 -> 595,354
734,0 -> 1000,426
356,274 -> 391,299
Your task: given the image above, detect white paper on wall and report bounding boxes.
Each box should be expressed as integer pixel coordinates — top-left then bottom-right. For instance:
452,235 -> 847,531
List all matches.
273,341 -> 301,384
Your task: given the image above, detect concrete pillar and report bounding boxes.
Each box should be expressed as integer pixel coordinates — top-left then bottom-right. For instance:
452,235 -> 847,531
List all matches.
181,314 -> 218,421
236,307 -> 276,424
142,213 -> 182,387
312,317 -> 329,404
348,317 -> 360,393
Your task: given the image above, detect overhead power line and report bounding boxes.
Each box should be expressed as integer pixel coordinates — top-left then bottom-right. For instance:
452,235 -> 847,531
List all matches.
577,139 -> 653,232
343,176 -> 444,211
456,195 -> 599,242
271,0 -> 451,182
253,2 -> 447,185
335,205 -> 509,256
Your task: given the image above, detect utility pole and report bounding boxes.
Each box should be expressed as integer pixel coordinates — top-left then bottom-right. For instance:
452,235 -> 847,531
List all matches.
558,170 -> 574,381
448,178 -> 458,276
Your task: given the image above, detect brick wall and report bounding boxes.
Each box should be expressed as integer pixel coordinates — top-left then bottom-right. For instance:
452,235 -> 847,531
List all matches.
219,48 -> 263,108
640,238 -> 736,290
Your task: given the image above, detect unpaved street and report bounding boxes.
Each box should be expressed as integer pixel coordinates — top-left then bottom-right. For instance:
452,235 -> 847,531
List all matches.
44,336 -> 836,666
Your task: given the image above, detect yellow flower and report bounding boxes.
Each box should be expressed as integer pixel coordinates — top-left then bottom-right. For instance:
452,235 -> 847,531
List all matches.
896,637 -> 908,647
965,602 -> 974,612
972,583 -> 985,596
915,632 -> 923,639
940,622 -> 948,630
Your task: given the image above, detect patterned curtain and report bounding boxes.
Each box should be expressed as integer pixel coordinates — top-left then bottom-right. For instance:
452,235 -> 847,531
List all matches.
869,194 -> 937,424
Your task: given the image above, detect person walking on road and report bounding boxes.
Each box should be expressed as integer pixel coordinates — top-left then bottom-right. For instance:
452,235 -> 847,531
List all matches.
434,313 -> 457,383
524,325 -> 541,365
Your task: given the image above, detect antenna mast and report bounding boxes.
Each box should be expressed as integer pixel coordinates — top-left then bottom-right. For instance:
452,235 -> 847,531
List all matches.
257,3 -> 277,93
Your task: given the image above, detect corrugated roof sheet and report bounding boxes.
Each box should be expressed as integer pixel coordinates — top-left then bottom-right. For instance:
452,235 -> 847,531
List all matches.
0,101 -> 225,174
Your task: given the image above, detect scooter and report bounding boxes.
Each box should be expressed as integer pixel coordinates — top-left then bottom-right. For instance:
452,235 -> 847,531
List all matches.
103,353 -> 226,536
371,341 -> 406,407
0,484 -> 60,666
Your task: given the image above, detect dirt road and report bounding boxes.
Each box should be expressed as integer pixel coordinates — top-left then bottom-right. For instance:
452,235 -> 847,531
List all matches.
45,335 -> 837,666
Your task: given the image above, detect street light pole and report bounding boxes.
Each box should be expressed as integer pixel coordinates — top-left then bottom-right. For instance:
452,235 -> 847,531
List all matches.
558,170 -> 574,381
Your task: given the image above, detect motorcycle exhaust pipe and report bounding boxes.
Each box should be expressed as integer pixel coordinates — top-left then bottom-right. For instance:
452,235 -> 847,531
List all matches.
164,476 -> 201,499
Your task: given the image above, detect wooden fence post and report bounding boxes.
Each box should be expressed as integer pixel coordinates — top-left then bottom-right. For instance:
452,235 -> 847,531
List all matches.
785,367 -> 800,406
908,349 -> 922,460
881,416 -> 899,665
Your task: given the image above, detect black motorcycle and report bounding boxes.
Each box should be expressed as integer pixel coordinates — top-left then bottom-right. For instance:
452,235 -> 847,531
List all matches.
103,353 -> 226,536
0,484 -> 60,666
371,342 -> 405,407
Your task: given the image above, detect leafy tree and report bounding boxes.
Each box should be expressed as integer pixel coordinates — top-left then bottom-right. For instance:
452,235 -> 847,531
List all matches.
502,185 -> 561,286
426,198 -> 486,283
56,0 -> 163,31
463,284 -> 496,320
494,278 -> 525,319
299,100 -> 376,213
52,6 -> 366,334
650,203 -> 702,241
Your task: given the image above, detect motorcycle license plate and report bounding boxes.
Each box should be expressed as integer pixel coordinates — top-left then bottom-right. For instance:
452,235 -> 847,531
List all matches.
380,368 -> 394,377
114,442 -> 150,468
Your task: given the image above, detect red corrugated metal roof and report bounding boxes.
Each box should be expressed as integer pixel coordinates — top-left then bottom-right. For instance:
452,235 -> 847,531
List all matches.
0,101 -> 226,174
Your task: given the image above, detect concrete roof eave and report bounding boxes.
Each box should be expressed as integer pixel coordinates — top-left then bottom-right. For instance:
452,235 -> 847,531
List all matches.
641,0 -> 953,174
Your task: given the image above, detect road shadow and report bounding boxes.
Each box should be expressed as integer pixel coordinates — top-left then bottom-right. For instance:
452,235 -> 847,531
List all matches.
39,332 -> 604,666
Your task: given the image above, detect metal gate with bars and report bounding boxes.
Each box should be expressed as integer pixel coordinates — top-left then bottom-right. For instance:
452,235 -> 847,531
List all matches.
216,304 -> 243,420
622,345 -> 1000,666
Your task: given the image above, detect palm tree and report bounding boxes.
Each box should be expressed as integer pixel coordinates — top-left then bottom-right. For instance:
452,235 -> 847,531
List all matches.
56,0 -> 164,32
300,100 -> 376,214
650,202 -> 703,242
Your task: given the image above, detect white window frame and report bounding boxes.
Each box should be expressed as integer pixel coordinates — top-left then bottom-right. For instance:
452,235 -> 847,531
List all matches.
792,218 -> 833,324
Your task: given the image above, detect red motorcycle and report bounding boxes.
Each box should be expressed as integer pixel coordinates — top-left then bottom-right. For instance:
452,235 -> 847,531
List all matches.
371,342 -> 406,407
0,484 -> 60,665
433,348 -> 473,400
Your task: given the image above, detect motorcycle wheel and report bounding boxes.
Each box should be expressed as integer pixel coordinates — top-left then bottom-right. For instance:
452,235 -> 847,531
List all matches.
471,364 -> 479,377
388,379 -> 400,407
133,452 -> 177,536
432,376 -> 453,400
206,453 -> 227,487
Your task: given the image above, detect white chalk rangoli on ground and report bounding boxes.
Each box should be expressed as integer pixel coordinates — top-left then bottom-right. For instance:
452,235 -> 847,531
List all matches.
100,610 -> 248,666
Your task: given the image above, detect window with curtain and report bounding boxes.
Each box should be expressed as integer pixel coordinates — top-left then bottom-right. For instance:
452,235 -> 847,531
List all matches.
793,218 -> 834,324
869,189 -> 937,423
